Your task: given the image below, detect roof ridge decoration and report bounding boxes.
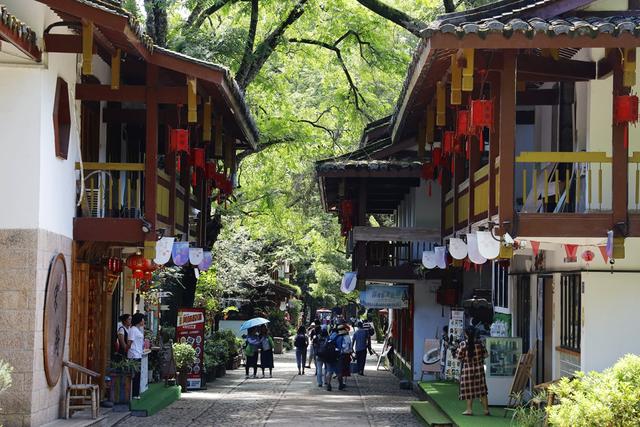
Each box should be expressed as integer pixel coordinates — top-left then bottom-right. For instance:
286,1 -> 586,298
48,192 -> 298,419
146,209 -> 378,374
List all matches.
0,4 -> 41,60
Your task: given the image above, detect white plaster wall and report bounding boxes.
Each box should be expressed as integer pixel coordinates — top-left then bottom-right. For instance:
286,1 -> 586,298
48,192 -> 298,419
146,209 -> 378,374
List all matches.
412,279 -> 448,381
414,180 -> 441,229
581,270 -> 640,373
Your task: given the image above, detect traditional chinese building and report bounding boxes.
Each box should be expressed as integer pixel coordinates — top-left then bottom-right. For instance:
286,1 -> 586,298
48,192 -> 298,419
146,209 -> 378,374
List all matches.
0,1 -> 257,425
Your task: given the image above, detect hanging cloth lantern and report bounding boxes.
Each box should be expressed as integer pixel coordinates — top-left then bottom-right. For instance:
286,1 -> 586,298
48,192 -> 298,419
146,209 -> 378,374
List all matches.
449,237 -> 468,260
613,94 -> 638,149
172,241 -> 189,266
581,249 -> 595,263
477,230 -> 501,260
169,128 -> 190,153
422,250 -> 437,269
467,233 -> 487,264
470,99 -> 494,152
340,200 -> 354,236
421,162 -> 436,196
434,246 -> 447,269
190,148 -> 205,170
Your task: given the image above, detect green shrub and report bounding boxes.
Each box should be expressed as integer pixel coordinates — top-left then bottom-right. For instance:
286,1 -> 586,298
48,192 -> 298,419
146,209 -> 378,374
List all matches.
267,309 -> 291,339
108,358 -> 141,374
172,343 -> 196,371
547,354 -> 640,427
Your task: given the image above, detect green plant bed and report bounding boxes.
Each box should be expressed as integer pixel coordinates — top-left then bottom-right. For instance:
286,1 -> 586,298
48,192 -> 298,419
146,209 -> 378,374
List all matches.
130,383 -> 181,417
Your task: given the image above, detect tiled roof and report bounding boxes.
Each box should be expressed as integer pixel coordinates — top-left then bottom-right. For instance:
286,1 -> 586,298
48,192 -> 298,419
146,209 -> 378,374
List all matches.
0,4 -> 40,59
423,15 -> 640,40
319,137 -> 393,163
316,160 -> 423,173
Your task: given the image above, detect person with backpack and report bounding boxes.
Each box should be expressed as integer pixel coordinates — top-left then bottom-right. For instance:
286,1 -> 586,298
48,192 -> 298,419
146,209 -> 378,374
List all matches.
320,327 -> 341,391
115,313 -> 131,361
259,324 -> 275,378
336,323 -> 352,389
352,321 -> 373,375
312,326 -> 326,386
293,326 -> 309,375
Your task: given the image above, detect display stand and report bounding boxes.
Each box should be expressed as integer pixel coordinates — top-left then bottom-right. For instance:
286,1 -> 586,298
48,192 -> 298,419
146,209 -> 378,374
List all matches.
484,337 -> 523,405
140,349 -> 151,394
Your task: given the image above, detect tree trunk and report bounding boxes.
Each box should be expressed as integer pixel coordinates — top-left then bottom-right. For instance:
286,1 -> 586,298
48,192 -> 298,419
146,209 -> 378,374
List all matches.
354,0 -> 426,37
145,0 -> 168,47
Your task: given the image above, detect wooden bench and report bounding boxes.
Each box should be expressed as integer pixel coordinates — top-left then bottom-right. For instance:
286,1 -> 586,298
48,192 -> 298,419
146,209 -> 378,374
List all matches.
63,361 -> 100,419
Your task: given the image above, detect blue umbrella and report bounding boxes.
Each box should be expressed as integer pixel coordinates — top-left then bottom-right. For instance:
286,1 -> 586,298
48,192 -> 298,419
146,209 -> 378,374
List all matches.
239,317 -> 270,331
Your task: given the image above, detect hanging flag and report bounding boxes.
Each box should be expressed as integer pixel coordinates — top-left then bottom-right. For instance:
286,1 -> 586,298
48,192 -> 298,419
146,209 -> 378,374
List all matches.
467,233 -> 487,265
477,230 -> 500,259
564,244 -> 578,263
189,248 -> 204,266
606,230 -> 614,259
154,237 -> 175,265
449,238 -> 468,260
172,241 -> 189,266
531,241 -> 540,257
341,272 -> 358,293
598,245 -> 609,263
198,251 -> 212,271
422,250 -> 437,269
435,246 -> 447,269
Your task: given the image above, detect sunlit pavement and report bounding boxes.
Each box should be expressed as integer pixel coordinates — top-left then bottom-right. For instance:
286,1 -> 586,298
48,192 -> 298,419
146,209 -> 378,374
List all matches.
118,343 -> 421,427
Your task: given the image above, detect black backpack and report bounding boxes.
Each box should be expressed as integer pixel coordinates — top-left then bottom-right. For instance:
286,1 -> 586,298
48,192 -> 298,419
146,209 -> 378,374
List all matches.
317,337 -> 339,362
294,334 -> 307,349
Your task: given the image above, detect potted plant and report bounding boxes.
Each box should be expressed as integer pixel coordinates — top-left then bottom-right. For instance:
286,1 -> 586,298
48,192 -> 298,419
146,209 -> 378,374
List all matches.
107,359 -> 140,404
172,343 -> 196,392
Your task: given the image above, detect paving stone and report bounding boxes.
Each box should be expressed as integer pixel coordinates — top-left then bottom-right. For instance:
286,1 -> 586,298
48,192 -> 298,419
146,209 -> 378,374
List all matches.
118,344 -> 421,427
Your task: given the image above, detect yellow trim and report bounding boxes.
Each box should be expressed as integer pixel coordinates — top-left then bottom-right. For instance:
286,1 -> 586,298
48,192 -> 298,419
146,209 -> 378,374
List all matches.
445,202 -> 454,230
458,192 -> 469,223
176,198 -> 184,227
156,184 -> 170,218
515,151 -> 611,163
474,180 -> 489,216
203,97 -> 212,142
473,164 -> 489,181
157,169 -> 170,182
187,77 -> 197,123
462,48 -> 474,92
629,152 -> 640,162
82,22 -> 93,75
76,162 -> 145,171
458,178 -> 470,193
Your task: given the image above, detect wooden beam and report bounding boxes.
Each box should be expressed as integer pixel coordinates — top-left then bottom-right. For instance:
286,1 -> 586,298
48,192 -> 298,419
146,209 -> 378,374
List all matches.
44,34 -> 88,54
612,50 -> 629,230
0,16 -> 42,61
516,89 -> 559,106
430,32 -> 640,50
317,167 -> 423,178
498,51 -> 517,234
75,84 -> 188,103
75,162 -> 144,171
73,218 -> 145,243
517,55 -> 596,81
144,64 -> 159,242
517,213 -> 611,237
352,226 -> 440,242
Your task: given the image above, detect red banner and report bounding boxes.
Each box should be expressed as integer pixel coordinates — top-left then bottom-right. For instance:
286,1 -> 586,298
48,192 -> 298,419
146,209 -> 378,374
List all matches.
176,308 -> 205,389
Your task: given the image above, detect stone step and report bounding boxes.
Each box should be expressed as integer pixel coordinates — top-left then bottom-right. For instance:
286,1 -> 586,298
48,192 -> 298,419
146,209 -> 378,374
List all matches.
411,401 -> 454,427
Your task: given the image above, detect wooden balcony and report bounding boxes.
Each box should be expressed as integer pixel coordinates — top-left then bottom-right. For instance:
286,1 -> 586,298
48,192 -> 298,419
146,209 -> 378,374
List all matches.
74,162 -> 194,244
353,240 -> 445,281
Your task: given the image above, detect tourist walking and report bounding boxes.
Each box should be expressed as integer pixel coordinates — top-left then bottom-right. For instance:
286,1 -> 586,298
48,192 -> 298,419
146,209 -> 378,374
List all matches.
313,326 -> 327,387
352,321 -> 373,375
259,325 -> 275,378
115,313 -> 131,361
127,313 -> 145,399
321,327 -> 341,391
244,327 -> 261,379
294,326 -> 309,375
456,326 -> 490,416
306,321 -> 318,368
337,323 -> 352,388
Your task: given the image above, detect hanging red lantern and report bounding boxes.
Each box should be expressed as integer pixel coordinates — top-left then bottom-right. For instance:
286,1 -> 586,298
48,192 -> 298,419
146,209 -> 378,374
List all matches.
126,254 -> 146,271
421,163 -> 436,197
614,95 -> 638,149
340,199 -> 354,236
456,110 -> 472,138
205,161 -> 218,180
470,100 -> 494,130
190,148 -> 205,170
581,249 -> 595,263
169,129 -> 190,153
443,131 -> 455,156
432,146 -> 442,168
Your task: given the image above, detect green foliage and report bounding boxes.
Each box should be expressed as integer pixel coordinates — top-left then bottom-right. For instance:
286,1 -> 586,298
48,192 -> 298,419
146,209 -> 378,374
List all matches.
204,330 -> 242,370
195,268 -> 222,318
0,360 -> 12,396
511,391 -> 547,427
172,343 -> 197,371
547,354 -> 640,427
160,325 -> 175,343
108,358 -> 141,374
265,309 -> 291,339
288,299 -> 303,327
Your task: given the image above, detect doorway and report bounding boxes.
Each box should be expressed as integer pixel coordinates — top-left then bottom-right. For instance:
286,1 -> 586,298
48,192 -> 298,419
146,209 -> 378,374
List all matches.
536,275 -> 553,384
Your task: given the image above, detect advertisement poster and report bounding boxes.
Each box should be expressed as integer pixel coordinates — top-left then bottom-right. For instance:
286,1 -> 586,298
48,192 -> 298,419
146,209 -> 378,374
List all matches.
445,310 -> 464,381
422,339 -> 441,374
359,284 -> 409,309
176,308 -> 205,389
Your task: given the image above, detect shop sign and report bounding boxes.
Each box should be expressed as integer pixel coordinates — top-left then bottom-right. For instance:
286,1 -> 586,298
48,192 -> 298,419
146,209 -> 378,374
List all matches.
359,285 -> 409,309
176,308 -> 205,389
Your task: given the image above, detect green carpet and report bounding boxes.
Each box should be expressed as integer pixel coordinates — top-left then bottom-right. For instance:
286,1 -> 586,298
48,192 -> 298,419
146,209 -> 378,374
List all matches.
419,381 -> 512,427
411,401 -> 453,426
130,383 -> 181,417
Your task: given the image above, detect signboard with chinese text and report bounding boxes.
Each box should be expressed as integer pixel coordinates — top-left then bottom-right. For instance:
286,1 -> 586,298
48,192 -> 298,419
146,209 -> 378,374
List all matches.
176,308 -> 205,389
359,285 -> 409,309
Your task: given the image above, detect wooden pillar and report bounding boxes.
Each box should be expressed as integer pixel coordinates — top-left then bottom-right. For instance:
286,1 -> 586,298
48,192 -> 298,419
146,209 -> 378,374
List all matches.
355,178 -> 367,272
488,75 -> 500,217
144,64 -> 158,252
167,151 -> 177,235
498,51 -> 517,234
612,50 -> 629,228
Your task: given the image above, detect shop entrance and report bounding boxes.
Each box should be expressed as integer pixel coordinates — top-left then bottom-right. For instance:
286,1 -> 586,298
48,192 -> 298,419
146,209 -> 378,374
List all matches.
536,275 -> 553,384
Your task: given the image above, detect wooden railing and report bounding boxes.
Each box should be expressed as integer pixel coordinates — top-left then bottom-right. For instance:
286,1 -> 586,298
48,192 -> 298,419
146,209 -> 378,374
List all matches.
76,162 -> 145,218
515,152 -> 612,213
364,240 -> 434,267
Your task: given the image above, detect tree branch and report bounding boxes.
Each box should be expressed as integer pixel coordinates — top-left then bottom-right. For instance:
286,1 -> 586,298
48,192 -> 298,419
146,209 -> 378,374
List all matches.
236,0 -> 259,85
186,0 -> 239,31
237,136 -> 296,163
354,0 -> 426,37
288,37 -> 372,120
235,0 -> 309,89
294,107 -> 339,140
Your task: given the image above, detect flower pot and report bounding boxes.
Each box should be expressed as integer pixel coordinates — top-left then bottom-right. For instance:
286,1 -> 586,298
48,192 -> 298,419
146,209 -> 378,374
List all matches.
108,372 -> 132,404
177,371 -> 188,392
205,369 -> 216,382
215,365 -> 226,378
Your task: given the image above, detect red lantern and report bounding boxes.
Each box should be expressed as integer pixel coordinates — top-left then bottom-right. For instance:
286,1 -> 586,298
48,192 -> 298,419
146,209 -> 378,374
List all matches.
340,199 -> 354,236
205,161 -> 218,180
422,162 -> 436,197
169,129 -> 189,153
581,250 -> 595,263
190,148 -> 205,170
432,147 -> 442,168
470,100 -> 494,130
614,95 -> 639,124
443,131 -> 455,155
126,254 -> 146,271
456,110 -> 472,138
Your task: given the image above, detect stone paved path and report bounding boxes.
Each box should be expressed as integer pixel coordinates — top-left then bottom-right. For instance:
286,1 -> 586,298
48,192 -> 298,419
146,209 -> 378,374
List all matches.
118,344 -> 421,427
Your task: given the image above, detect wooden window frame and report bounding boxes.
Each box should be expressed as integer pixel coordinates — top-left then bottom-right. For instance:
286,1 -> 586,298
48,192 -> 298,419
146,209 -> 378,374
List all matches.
560,273 -> 582,353
492,261 -> 509,311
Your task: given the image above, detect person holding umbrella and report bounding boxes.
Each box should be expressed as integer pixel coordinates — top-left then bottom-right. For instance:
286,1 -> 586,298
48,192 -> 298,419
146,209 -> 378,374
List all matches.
243,326 -> 261,379
259,324 -> 275,378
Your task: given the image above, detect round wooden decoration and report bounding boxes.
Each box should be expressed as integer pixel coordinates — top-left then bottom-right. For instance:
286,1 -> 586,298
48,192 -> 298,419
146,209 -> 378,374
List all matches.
43,254 -> 68,387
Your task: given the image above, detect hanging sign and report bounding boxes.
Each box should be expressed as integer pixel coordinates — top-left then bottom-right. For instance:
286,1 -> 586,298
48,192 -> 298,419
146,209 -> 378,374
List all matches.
477,230 -> 501,259
198,251 -> 212,271
172,241 -> 189,266
189,248 -> 204,266
359,284 -> 409,309
467,233 -> 487,264
340,271 -> 357,293
176,308 -> 205,389
155,237 -> 175,265
449,237 -> 468,260
422,250 -> 437,269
